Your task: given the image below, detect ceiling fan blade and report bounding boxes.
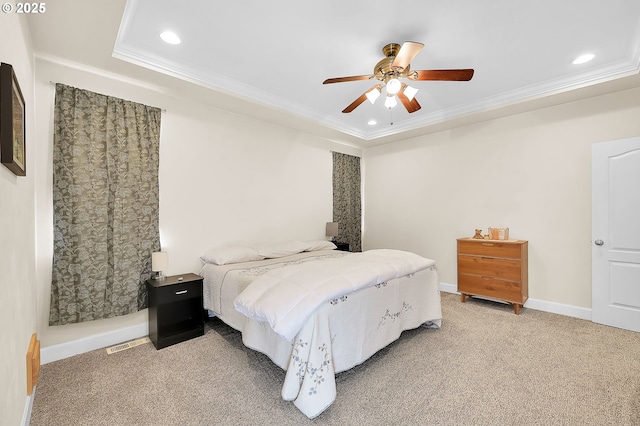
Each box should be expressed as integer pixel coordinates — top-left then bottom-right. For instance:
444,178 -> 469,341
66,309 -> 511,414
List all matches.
342,92 -> 369,113
323,75 -> 374,84
409,69 -> 475,81
391,41 -> 424,70
397,90 -> 421,113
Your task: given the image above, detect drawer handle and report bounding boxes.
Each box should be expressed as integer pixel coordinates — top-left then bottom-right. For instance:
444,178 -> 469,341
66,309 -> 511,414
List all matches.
481,243 -> 495,246
175,290 -> 188,295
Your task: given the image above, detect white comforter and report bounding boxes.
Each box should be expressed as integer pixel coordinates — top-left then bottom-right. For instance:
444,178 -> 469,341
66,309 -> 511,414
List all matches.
201,249 -> 441,419
234,249 -> 434,341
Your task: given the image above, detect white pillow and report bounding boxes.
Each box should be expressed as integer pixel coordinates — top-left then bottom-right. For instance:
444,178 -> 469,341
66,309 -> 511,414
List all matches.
200,245 -> 264,265
256,241 -> 310,259
303,240 -> 337,252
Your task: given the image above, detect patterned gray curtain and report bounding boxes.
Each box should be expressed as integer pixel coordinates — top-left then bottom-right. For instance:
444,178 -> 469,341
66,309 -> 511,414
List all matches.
50,84 -> 161,325
332,152 -> 362,252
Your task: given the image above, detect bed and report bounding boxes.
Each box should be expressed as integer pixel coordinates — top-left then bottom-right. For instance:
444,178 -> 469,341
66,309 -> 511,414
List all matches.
199,240 -> 442,418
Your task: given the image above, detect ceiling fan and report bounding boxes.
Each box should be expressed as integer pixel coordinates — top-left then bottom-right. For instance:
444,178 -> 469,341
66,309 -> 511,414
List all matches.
323,41 -> 474,114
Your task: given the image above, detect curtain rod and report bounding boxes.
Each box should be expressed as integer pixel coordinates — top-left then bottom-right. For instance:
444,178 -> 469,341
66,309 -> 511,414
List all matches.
48,81 -> 167,113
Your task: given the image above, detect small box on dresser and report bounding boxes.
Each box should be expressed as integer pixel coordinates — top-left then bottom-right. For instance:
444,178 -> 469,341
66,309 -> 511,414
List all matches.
457,238 -> 528,314
146,273 -> 204,349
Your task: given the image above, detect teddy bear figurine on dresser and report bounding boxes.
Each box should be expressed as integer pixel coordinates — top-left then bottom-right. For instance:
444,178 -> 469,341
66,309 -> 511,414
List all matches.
472,229 -> 483,239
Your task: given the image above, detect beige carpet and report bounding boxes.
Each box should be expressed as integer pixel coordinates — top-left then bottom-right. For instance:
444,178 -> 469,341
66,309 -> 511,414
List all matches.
30,293 -> 640,425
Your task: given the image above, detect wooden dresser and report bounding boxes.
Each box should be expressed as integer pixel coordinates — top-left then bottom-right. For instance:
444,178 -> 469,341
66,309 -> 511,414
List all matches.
457,238 -> 528,314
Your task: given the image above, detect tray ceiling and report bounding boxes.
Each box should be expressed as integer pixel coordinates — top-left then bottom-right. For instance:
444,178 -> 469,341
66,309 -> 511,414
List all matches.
28,0 -> 640,146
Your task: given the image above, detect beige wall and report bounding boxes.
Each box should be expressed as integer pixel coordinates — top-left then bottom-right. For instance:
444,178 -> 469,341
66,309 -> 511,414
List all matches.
33,59 -> 361,350
31,58 -> 640,359
363,87 -> 640,309
0,13 -> 37,426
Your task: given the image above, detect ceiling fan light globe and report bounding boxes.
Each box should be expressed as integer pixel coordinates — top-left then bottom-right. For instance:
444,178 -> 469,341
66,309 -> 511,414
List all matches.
384,95 -> 397,109
365,87 -> 381,104
386,78 -> 401,95
404,85 -> 419,101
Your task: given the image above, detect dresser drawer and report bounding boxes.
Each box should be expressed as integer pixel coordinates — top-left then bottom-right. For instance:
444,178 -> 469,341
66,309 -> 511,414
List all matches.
458,274 -> 524,304
153,279 -> 202,305
457,256 -> 522,281
458,240 -> 522,259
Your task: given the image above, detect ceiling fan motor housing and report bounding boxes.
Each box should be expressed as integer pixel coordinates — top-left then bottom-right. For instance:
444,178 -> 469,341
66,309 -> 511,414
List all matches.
374,43 -> 410,82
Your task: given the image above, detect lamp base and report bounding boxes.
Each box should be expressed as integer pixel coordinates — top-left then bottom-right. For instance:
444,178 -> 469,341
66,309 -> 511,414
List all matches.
154,273 -> 166,280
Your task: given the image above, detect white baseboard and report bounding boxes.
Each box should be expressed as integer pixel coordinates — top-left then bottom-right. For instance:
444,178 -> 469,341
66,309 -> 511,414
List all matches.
439,282 -> 592,321
439,282 -> 458,294
40,322 -> 148,365
22,390 -> 35,426
524,297 -> 591,321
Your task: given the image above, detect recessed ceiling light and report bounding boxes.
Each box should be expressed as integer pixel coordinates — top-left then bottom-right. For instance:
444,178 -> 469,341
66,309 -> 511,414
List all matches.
368,120 -> 377,126
572,53 -> 595,65
160,31 -> 181,45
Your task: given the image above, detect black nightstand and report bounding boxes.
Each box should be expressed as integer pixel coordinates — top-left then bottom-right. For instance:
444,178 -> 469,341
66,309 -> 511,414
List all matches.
146,273 -> 204,349
335,242 -> 350,252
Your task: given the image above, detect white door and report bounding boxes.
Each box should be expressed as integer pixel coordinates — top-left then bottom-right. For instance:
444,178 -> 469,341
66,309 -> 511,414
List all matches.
592,137 -> 640,332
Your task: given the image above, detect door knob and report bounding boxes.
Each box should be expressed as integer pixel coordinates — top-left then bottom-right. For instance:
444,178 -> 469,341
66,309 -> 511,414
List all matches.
594,239 -> 604,246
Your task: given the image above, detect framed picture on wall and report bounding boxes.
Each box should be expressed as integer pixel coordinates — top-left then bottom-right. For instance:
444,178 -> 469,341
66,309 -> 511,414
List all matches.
0,62 -> 26,176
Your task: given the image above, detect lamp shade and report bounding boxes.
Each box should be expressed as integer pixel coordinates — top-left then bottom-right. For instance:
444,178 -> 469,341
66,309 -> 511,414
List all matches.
384,95 -> 397,109
403,84 -> 419,101
365,86 -> 381,104
326,222 -> 339,237
152,251 -> 168,272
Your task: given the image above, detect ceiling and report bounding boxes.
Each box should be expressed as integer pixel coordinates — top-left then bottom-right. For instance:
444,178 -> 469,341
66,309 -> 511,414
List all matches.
27,0 -> 640,147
